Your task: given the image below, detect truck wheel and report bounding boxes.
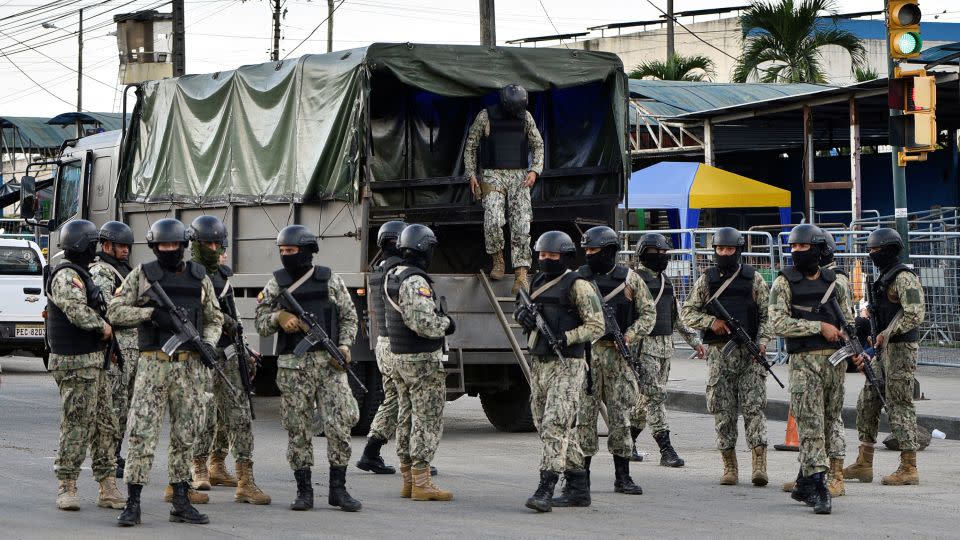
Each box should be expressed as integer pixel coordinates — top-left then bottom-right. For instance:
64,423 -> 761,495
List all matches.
480,385 -> 536,433
349,361 -> 384,436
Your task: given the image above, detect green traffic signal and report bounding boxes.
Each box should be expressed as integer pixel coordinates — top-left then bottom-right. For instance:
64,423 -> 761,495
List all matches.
895,32 -> 922,55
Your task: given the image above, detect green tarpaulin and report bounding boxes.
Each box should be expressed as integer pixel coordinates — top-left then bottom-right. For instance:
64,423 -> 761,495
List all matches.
122,43 -> 629,204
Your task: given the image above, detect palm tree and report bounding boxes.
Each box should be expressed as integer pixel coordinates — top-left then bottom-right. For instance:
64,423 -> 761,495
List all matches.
854,66 -> 879,82
631,53 -> 716,82
733,0 -> 866,84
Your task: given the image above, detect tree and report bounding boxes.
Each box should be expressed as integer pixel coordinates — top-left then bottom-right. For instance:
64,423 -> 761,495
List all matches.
631,53 -> 716,82
854,66 -> 879,82
733,0 -> 866,84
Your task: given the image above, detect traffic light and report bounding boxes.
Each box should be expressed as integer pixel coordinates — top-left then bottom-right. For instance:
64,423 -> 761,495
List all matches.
890,67 -> 937,164
888,1 -> 922,59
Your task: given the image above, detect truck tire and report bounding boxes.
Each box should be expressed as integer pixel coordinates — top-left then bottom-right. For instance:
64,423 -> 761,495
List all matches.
480,385 -> 536,433
349,361 -> 384,436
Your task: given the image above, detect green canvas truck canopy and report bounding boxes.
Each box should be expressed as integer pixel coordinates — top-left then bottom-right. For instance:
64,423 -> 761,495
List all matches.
121,42 -> 629,204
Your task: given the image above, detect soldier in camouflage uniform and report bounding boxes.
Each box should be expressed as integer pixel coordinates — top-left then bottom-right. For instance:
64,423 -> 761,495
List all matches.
558,226 -> 654,500
111,218 -> 224,526
254,225 -> 362,512
844,228 -> 925,487
630,233 -> 706,467
88,221 -> 137,480
514,231 -> 605,513
382,224 -> 453,501
188,216 -> 270,505
47,220 -> 125,511
680,227 -> 772,488
463,83 -> 544,294
769,224 -> 855,516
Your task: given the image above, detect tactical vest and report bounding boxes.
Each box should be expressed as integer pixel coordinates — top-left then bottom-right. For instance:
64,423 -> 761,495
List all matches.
138,261 -> 206,352
94,252 -> 131,290
209,265 -> 235,347
528,271 -> 587,358
275,266 -> 339,355
640,269 -> 675,336
480,104 -> 529,170
702,265 -> 759,344
578,264 -> 637,340
874,264 -> 919,343
824,262 -> 848,278
384,266 -> 445,354
46,262 -> 105,355
781,266 -> 842,353
368,255 -> 403,341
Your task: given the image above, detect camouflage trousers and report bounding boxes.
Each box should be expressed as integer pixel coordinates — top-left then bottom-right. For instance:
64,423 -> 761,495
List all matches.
194,350 -> 254,462
530,355 -> 587,472
571,342 -> 638,460
125,353 -> 207,485
789,351 -> 845,477
481,168 -> 532,268
109,346 -> 139,452
856,342 -> 919,450
277,351 -> 358,469
394,353 -> 446,468
630,353 -> 672,435
705,344 -> 768,451
53,365 -> 116,481
368,336 -> 399,442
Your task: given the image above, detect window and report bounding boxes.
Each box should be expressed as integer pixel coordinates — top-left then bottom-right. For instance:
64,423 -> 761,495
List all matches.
55,161 -> 82,225
0,247 -> 42,275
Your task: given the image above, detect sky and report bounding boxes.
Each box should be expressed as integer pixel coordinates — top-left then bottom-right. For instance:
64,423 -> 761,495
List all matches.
1,0 -> 959,116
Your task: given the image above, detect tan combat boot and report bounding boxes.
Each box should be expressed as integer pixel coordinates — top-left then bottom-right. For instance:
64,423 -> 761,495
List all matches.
751,446 -> 768,487
827,458 -> 846,496
490,251 -> 505,280
235,460 -> 271,505
881,450 -> 919,486
164,484 -> 209,504
512,267 -> 529,296
843,444 -> 875,483
400,464 -> 413,498
97,476 -> 127,509
209,452 -> 238,487
56,479 -> 80,510
720,449 -> 738,485
411,465 -> 453,501
781,480 -> 795,492
192,456 -> 211,491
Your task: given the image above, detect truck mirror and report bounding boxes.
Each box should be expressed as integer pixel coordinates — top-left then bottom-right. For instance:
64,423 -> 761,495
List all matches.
19,175 -> 36,221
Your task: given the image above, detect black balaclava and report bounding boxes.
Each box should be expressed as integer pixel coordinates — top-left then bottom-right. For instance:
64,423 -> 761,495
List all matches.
793,246 -> 822,276
66,244 -> 97,268
869,246 -> 899,271
641,249 -> 670,273
586,245 -> 618,275
403,248 -> 433,271
154,246 -> 185,272
715,249 -> 740,274
383,239 -> 401,259
281,249 -> 314,278
539,255 -> 567,278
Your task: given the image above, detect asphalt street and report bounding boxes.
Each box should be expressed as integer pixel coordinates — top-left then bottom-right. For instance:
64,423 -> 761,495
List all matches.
1,355 -> 958,539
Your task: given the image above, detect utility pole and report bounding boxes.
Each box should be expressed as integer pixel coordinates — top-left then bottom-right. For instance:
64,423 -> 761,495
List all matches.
885,3 -> 910,262
479,0 -> 496,47
272,0 -> 281,60
327,0 -> 334,52
172,0 -> 185,76
76,8 -> 83,137
666,0 -> 675,60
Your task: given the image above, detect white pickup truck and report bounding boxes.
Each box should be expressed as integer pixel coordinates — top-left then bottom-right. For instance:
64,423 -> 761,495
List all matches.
0,239 -> 47,367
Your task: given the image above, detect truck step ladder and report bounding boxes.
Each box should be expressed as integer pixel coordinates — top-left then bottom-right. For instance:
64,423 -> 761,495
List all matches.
444,347 -> 466,396
477,271 -> 531,384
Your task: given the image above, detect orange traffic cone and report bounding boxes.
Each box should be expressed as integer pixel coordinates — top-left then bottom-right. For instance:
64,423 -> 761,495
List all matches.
774,409 -> 800,452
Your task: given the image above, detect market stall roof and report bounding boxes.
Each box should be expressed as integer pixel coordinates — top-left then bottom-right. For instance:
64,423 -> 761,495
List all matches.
46,112 -> 128,131
626,161 -> 790,210
0,116 -> 69,151
629,80 -> 833,116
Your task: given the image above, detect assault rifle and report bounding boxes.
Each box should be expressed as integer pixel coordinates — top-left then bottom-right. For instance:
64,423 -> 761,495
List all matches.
707,298 -> 785,389
517,288 -> 567,363
825,297 -> 887,408
279,289 -> 367,393
90,285 -> 124,371
598,301 -> 645,384
222,294 -> 259,419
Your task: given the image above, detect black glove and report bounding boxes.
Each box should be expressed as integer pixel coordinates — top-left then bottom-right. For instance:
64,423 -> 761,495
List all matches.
198,341 -> 218,368
513,305 -> 537,332
445,316 -> 457,336
555,333 -> 568,349
152,307 -> 178,332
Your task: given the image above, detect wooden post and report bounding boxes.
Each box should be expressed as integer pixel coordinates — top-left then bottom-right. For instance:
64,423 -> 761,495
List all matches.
703,119 -> 714,166
849,96 -> 862,223
803,105 -> 814,222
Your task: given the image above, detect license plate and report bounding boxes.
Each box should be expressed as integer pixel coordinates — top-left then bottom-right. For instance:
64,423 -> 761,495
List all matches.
15,325 -> 44,338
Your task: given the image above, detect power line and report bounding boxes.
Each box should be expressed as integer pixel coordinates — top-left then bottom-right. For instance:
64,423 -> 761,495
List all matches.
0,27 -> 116,89
281,0 -> 341,60
0,44 -> 86,110
536,0 -> 567,49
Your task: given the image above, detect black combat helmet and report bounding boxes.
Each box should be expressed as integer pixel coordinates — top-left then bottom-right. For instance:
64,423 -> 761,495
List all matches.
787,224 -> 826,246
98,221 -> 134,245
867,227 -> 903,251
397,224 -> 437,254
146,218 -> 191,247
276,225 -> 319,253
580,226 -> 620,250
59,219 -> 99,251
500,84 -> 528,119
638,232 -> 671,253
534,231 -> 576,255
820,232 -> 837,266
191,215 -> 229,247
377,220 -> 407,247
712,227 -> 744,248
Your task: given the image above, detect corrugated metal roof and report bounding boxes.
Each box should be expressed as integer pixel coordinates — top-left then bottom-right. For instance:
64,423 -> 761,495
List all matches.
46,112 -> 129,131
629,79 -> 836,116
0,117 -> 72,150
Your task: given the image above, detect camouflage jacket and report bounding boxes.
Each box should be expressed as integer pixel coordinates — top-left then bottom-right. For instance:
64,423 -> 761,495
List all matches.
551,277 -> 606,349
254,270 -> 358,347
636,263 -> 702,358
881,269 -> 926,336
680,270 -> 774,344
47,266 -> 107,371
463,109 -> 545,178
768,270 -> 855,338
89,258 -> 138,351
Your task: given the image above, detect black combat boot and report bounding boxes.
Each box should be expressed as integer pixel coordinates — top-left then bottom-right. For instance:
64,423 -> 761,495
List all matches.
291,468 -> 314,511
168,482 -> 209,524
613,455 -> 643,495
811,472 -> 832,515
790,468 -> 816,506
356,437 -> 396,474
525,470 -> 559,513
116,483 -> 142,527
115,442 -> 125,479
328,465 -> 362,512
551,469 -> 591,507
630,427 -> 644,462
583,456 -> 592,491
653,430 -> 685,468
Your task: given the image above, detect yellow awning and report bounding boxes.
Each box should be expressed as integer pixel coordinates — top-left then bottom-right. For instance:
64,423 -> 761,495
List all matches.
688,164 -> 791,209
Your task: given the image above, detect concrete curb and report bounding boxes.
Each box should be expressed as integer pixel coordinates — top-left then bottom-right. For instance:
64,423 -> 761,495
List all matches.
665,389 -> 960,442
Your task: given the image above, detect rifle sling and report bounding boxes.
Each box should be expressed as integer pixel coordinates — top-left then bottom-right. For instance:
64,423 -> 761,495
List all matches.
530,270 -> 571,300
790,279 -> 838,313
707,265 -> 742,303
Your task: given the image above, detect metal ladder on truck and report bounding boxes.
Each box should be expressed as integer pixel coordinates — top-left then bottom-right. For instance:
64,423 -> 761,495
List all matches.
476,272 -> 532,384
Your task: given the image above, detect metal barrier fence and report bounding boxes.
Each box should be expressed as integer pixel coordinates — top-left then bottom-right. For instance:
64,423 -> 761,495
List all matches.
622,228 -> 960,368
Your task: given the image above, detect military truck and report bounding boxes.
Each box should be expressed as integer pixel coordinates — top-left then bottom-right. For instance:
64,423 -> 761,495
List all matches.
20,43 -> 629,433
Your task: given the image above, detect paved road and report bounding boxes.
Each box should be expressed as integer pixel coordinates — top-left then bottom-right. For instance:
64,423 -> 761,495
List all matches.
1,355 -> 957,539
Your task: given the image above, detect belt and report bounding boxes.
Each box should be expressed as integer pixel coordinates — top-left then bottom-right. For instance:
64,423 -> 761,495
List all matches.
142,350 -> 198,362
